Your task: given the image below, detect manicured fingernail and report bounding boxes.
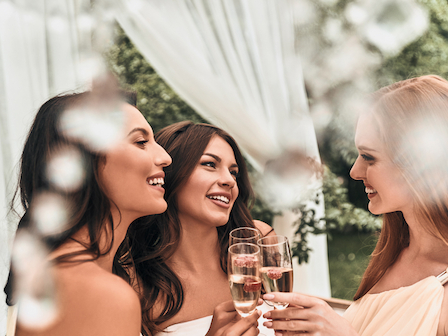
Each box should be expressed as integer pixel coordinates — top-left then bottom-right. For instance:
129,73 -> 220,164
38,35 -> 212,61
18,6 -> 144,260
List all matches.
275,332 -> 283,336
264,294 -> 275,300
257,310 -> 262,317
263,321 -> 273,328
263,311 -> 271,318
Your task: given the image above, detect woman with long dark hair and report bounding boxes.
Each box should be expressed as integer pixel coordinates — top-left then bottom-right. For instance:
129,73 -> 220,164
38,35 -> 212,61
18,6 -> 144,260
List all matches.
124,121 -> 275,335
5,87 -> 172,336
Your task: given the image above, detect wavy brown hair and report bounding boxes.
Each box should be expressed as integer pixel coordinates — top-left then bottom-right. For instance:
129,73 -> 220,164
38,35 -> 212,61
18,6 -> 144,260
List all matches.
4,89 -> 137,305
354,75 -> 448,300
123,121 -> 256,335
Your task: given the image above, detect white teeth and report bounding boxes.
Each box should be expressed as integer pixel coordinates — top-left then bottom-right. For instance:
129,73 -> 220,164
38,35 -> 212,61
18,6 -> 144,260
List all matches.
207,195 -> 230,204
147,178 -> 164,187
365,187 -> 377,194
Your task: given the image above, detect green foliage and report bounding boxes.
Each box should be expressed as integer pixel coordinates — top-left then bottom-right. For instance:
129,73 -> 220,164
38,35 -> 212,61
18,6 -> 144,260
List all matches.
376,0 -> 448,86
106,26 -> 206,133
327,232 -> 378,300
292,166 -> 381,264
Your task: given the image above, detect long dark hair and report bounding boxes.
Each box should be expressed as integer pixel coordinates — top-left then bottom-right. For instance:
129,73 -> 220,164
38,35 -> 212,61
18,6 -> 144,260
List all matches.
124,121 -> 256,335
5,89 -> 137,305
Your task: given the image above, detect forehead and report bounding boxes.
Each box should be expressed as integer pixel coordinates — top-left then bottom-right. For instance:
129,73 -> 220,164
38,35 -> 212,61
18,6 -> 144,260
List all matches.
354,112 -> 382,149
204,135 -> 235,157
122,103 -> 151,132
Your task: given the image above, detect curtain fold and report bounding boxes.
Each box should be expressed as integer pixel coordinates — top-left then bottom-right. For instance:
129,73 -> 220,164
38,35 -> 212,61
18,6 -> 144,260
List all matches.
0,0 -> 94,332
116,0 -> 330,297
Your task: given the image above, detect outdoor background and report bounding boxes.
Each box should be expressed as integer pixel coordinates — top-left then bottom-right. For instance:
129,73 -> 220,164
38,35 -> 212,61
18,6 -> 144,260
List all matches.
106,0 -> 448,300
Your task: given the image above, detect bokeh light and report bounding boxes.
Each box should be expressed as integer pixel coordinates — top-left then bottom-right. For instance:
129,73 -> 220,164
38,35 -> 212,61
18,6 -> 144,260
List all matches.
59,105 -> 125,152
255,150 -> 323,210
12,230 -> 57,329
31,192 -> 70,236
46,146 -> 86,192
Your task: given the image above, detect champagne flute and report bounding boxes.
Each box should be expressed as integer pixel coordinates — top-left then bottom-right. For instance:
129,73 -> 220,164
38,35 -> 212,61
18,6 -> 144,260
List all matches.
229,227 -> 261,245
228,243 -> 262,317
258,235 -> 293,309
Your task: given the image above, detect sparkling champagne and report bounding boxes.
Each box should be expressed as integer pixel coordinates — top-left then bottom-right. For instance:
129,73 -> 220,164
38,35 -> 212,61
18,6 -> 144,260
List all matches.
229,274 -> 261,316
260,267 -> 293,309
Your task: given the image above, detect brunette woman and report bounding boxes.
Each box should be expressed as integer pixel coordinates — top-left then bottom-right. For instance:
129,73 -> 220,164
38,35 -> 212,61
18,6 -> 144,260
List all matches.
5,88 -> 171,336
124,121 -> 275,336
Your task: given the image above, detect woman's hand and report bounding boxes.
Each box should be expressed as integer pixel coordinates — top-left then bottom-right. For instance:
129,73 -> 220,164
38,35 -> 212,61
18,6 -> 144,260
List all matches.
262,293 -> 358,336
206,300 -> 261,336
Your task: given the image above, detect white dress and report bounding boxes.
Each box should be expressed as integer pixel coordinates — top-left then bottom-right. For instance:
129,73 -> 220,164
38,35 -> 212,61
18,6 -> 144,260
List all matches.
154,302 -> 275,336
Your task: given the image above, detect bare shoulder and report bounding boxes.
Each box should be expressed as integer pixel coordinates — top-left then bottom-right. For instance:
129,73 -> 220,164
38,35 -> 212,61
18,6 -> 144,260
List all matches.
49,263 -> 141,336
253,220 -> 276,237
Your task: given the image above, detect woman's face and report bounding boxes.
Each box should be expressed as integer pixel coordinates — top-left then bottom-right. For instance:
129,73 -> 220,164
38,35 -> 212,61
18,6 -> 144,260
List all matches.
176,135 -> 240,228
99,103 -> 172,220
350,112 -> 414,215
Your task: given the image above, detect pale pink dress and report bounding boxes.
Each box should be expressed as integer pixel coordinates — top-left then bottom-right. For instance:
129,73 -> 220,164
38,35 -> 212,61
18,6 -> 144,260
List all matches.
344,269 -> 448,336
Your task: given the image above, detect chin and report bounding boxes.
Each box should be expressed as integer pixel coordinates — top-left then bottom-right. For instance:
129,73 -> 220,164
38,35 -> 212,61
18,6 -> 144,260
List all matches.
146,200 -> 168,216
367,204 -> 383,216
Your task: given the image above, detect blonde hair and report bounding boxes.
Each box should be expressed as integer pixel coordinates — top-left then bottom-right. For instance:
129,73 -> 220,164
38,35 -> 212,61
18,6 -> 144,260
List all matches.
354,75 -> 448,300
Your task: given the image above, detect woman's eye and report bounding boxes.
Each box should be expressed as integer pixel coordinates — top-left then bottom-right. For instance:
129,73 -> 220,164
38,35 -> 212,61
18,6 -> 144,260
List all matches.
230,170 -> 240,179
361,154 -> 374,162
201,161 -> 216,168
136,140 -> 149,146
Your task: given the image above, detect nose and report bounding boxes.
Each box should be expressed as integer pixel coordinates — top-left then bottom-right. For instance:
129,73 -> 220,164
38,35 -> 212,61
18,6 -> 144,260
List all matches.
350,156 -> 364,181
218,169 -> 236,189
154,143 -> 172,167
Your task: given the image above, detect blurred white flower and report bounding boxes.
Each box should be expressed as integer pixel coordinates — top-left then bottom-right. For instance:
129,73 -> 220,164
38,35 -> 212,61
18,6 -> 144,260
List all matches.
31,192 -> 70,236
12,231 -> 58,329
46,146 -> 86,192
59,105 -> 125,152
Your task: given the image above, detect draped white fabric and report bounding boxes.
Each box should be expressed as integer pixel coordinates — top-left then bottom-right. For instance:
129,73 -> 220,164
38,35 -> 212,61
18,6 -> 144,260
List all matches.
115,0 -> 330,297
0,0 -> 331,331
0,0 -> 93,332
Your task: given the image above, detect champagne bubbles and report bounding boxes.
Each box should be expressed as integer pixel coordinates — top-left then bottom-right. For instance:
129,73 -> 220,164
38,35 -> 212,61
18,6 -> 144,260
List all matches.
59,105 -> 125,152
31,193 -> 70,236
46,146 -> 86,192
11,231 -> 58,329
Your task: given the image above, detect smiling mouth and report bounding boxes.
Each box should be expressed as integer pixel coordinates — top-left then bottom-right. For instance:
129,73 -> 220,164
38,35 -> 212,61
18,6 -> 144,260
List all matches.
147,178 -> 164,187
365,187 -> 377,194
207,195 -> 230,204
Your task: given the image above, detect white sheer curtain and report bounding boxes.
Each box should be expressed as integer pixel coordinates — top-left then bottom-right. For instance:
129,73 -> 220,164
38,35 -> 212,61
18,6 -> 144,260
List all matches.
0,0 -> 93,332
116,0 -> 331,297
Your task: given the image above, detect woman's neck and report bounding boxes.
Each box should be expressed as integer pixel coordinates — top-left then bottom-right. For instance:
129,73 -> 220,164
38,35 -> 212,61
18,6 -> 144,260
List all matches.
402,211 -> 448,264
168,220 -> 222,274
53,208 -> 133,273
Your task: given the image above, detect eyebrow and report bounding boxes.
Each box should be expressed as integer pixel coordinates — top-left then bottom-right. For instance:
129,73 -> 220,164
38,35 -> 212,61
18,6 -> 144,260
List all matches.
127,127 -> 149,137
203,153 -> 239,168
357,146 -> 377,152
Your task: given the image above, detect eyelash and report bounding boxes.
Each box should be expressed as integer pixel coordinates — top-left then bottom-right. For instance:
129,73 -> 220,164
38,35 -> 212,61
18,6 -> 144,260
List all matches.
136,140 -> 149,146
201,161 -> 239,178
361,154 -> 374,162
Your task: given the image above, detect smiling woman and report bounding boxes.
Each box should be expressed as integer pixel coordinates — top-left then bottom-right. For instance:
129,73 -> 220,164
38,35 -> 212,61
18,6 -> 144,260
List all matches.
5,85 -> 171,336
120,121 -> 275,336
256,75 -> 448,336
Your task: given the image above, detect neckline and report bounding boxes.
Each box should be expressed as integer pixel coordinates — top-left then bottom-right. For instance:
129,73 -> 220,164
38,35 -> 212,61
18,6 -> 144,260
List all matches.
366,267 -> 448,297
163,315 -> 213,331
